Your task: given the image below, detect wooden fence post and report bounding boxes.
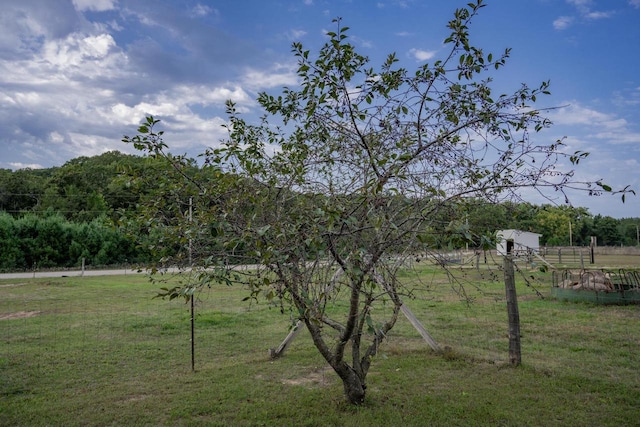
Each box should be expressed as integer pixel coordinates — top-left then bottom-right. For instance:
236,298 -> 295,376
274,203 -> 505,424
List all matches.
504,256 -> 521,366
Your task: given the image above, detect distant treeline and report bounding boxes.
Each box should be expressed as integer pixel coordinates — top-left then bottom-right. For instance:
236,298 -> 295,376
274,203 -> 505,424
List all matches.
0,151 -> 638,271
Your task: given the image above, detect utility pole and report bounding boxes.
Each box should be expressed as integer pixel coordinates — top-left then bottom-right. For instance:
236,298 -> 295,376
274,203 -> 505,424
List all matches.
569,221 -> 572,247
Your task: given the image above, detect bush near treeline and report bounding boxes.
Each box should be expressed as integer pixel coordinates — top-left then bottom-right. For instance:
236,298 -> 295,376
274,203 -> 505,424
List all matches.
0,212 -> 144,271
0,151 -> 638,271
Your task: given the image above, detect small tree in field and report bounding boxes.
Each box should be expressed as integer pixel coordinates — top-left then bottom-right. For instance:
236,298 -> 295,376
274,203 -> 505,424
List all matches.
125,1 -> 628,404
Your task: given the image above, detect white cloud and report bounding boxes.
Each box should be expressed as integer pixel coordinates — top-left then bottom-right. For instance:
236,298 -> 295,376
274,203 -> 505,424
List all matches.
50,132 -> 64,144
241,64 -> 298,90
0,19 -> 249,168
0,0 -> 310,171
350,36 -> 373,49
567,0 -> 592,9
286,29 -> 307,41
591,130 -> 640,145
555,0 -> 614,30
110,103 -> 158,126
631,0 -> 640,8
567,0 -> 595,17
535,130 -> 640,216
375,1 -> 409,8
0,31 -> 129,101
408,48 -> 436,62
542,102 -> 640,216
13,91 -> 42,107
0,3 -> 85,56
42,33 -> 116,69
174,85 -> 252,106
565,0 -> 614,21
612,87 -> 640,107
585,11 -> 612,19
71,0 -> 117,12
190,4 -> 215,17
9,162 -> 44,170
553,16 -> 573,30
68,132 -> 116,157
551,103 -> 627,130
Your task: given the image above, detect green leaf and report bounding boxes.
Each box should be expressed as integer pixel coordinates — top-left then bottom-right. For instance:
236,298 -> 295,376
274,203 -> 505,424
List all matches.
597,182 -> 612,192
257,225 -> 271,236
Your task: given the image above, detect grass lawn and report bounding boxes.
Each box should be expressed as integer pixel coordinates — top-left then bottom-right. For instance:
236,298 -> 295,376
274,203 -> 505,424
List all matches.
1,261 -> 639,426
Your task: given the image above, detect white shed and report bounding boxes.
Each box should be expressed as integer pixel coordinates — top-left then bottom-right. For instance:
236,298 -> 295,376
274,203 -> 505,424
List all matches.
496,229 -> 541,256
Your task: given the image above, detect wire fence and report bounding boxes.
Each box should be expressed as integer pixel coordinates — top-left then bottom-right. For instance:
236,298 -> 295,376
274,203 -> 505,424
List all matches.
0,260 -> 526,370
2,257 -> 638,401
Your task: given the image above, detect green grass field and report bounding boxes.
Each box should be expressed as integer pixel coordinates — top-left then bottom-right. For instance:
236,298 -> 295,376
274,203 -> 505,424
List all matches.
1,260 -> 639,426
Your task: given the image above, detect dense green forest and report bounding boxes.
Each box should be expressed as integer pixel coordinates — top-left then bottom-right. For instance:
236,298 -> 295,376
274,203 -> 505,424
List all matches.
0,151 -> 638,271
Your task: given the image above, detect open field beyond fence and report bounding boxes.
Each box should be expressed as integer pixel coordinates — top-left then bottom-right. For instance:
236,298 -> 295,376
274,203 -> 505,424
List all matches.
1,259 -> 639,426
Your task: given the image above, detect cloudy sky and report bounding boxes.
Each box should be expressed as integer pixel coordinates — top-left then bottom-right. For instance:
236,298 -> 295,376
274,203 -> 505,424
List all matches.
1,0 -> 639,218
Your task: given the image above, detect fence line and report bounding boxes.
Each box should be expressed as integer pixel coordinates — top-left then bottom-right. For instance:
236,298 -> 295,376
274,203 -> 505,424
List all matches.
539,247 -> 591,267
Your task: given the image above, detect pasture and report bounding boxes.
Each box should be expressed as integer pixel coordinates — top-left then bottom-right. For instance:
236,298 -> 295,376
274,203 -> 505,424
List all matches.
1,257 -> 639,426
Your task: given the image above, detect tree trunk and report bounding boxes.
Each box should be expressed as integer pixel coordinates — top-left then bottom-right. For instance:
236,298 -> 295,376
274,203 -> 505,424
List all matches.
335,362 -> 366,405
304,319 -> 367,405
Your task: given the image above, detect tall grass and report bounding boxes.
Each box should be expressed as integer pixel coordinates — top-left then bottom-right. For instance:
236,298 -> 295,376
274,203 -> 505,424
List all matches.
1,264 -> 639,426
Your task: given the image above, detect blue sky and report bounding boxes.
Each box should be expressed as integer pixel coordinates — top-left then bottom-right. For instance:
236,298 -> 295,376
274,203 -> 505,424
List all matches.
1,0 -> 639,218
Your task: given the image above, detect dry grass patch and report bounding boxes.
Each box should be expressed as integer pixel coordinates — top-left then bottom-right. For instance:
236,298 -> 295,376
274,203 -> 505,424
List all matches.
278,366 -> 334,387
0,311 -> 41,320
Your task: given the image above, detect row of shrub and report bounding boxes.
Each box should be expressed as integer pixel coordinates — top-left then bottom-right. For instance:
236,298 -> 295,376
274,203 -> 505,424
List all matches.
0,212 -> 145,271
